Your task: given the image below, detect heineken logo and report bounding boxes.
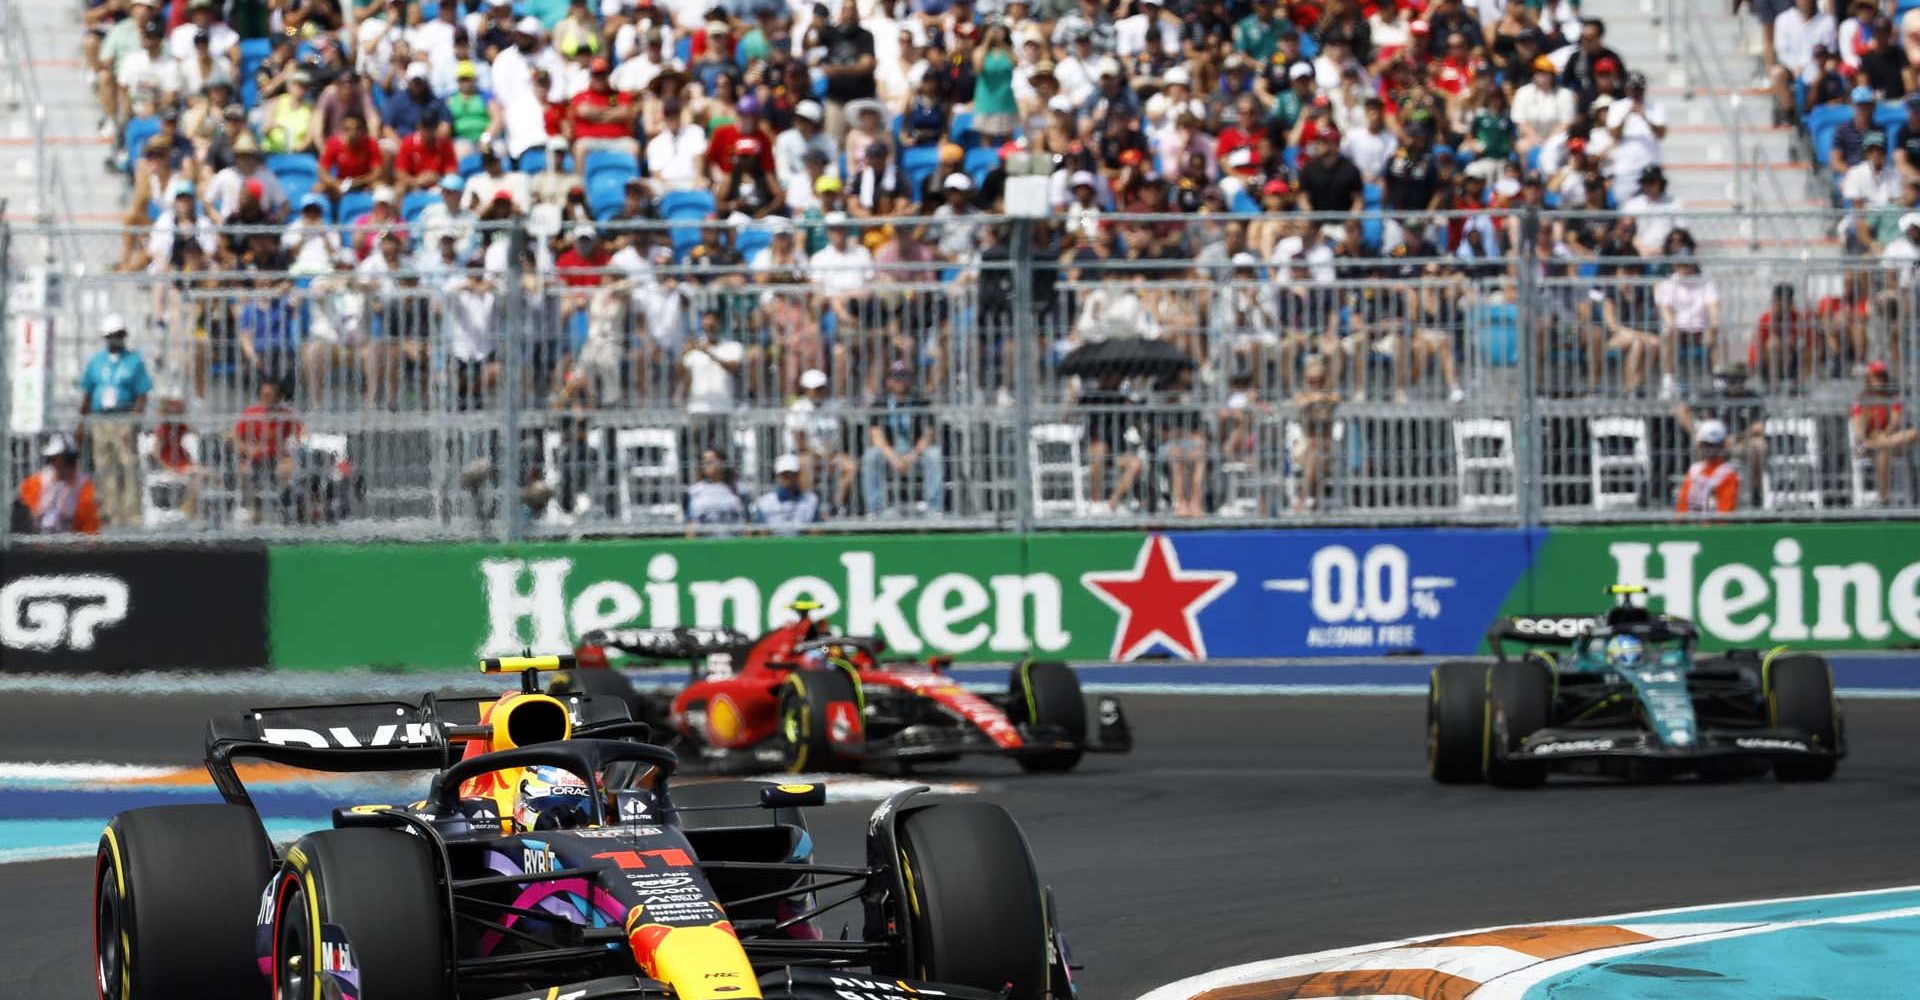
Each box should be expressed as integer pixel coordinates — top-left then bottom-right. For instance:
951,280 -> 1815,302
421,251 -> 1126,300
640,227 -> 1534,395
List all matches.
1611,538 -> 1920,644
478,553 -> 1074,658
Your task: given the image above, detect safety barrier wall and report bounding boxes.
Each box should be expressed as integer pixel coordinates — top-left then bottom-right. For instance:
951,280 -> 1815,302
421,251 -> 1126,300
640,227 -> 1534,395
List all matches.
6,212 -> 1920,542
254,522 -> 1920,670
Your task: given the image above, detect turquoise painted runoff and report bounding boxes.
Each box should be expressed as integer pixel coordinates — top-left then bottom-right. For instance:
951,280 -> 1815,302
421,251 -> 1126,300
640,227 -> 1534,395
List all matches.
1598,887 -> 1920,926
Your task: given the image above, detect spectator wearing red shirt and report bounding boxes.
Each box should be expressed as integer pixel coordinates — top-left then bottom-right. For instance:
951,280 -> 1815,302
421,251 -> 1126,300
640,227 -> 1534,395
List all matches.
393,112 -> 460,195
318,113 -> 385,198
231,380 -> 303,523
1853,360 -> 1918,504
1749,283 -> 1821,389
555,226 -> 612,287
707,99 -> 775,182
567,58 -> 640,170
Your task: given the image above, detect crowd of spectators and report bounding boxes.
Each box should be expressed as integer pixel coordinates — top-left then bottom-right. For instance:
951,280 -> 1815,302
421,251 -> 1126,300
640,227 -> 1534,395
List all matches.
48,0 -> 1920,529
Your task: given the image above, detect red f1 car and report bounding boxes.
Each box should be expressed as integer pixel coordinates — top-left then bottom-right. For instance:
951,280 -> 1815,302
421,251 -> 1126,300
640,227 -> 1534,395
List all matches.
556,602 -> 1131,773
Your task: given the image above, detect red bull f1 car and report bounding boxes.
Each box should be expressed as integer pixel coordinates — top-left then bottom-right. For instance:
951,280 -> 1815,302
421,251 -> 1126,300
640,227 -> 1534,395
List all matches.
94,656 -> 1081,1000
1428,586 -> 1844,787
555,604 -> 1131,774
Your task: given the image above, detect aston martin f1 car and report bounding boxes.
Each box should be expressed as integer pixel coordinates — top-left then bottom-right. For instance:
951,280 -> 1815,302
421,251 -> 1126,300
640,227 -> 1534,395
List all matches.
1428,586 -> 1844,787
95,656 -> 1080,1000
553,604 -> 1131,774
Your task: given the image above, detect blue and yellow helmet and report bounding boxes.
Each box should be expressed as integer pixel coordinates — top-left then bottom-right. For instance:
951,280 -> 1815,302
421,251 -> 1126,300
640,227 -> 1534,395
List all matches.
1604,634 -> 1647,669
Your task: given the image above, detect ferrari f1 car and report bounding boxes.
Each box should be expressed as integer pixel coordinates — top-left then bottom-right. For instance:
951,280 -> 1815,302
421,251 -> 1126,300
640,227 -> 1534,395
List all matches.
95,656 -> 1080,1000
552,603 -> 1131,773
1428,586 -> 1844,787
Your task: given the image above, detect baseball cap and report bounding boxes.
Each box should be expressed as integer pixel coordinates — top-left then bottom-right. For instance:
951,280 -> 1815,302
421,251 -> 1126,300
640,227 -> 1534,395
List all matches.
1047,94 -> 1077,114
100,313 -> 129,336
1225,147 -> 1255,171
1696,420 -> 1728,446
1866,132 -> 1888,149
372,185 -> 397,205
1164,66 -> 1191,86
1532,55 -> 1555,73
794,100 -> 823,122
1263,178 -> 1291,196
1288,61 -> 1313,81
42,432 -> 79,457
572,224 -> 597,241
774,454 -> 803,475
1868,359 -> 1891,377
887,360 -> 913,380
456,60 -> 478,79
590,57 -> 611,74
800,368 -> 828,389
1852,85 -> 1877,104
1070,170 -> 1098,189
943,172 -> 974,191
299,192 -> 327,212
1097,56 -> 1121,77
1594,56 -> 1619,73
815,175 -> 842,194
516,15 -> 543,34
823,210 -> 850,225
439,173 -> 466,191
406,62 -> 430,81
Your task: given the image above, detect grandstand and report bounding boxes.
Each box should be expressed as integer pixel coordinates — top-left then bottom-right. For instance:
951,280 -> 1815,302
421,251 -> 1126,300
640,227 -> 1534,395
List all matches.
2,0 -> 1916,539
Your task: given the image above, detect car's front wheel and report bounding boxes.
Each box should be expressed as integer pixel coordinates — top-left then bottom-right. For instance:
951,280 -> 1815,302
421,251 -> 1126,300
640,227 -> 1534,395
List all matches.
896,802 -> 1052,998
1485,660 -> 1553,789
271,828 -> 449,1000
1428,661 -> 1488,784
1768,653 -> 1841,782
779,667 -> 865,773
1010,660 -> 1087,773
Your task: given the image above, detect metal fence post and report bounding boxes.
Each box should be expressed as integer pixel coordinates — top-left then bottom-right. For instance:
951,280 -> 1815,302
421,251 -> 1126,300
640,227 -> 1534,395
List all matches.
0,216 -> 13,550
499,222 -> 527,544
1010,218 -> 1035,534
1514,204 -> 1540,531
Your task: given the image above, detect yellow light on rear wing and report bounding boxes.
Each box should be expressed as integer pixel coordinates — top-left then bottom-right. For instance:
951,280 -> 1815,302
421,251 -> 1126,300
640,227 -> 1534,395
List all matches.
1606,584 -> 1647,595
480,654 -> 574,674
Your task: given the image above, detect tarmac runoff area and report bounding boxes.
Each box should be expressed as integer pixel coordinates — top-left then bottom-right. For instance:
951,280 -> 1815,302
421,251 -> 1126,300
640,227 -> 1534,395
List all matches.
1,675 -> 1919,997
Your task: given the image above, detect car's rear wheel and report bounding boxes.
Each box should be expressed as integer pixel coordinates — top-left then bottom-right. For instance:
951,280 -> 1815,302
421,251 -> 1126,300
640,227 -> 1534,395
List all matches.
896,802 -> 1051,999
273,828 -> 449,1000
1428,661 -> 1488,784
95,804 -> 272,1000
1010,661 -> 1087,773
1768,654 -> 1840,782
1485,660 -> 1553,789
780,667 -> 865,773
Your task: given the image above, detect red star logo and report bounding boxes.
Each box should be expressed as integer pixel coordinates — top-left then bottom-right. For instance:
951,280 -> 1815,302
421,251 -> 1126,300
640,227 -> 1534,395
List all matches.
1081,536 -> 1237,662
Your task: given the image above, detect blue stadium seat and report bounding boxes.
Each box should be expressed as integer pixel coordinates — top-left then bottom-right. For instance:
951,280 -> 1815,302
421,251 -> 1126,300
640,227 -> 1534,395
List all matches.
1874,101 -> 1906,131
1806,103 -> 1853,169
1900,0 -> 1920,16
963,146 -> 999,187
1363,182 -> 1382,209
518,148 -> 547,172
458,152 -> 483,177
949,110 -> 977,146
336,189 -> 375,225
237,35 -> 271,105
901,146 -> 942,201
270,154 -> 319,204
734,224 -> 772,262
659,189 -> 715,220
675,36 -> 693,64
587,173 -> 627,219
1474,302 -> 1520,367
583,149 -> 638,187
401,190 -> 439,223
123,115 -> 161,170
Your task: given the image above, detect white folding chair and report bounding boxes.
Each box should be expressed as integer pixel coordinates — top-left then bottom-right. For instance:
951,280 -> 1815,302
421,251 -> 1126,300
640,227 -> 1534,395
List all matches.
1029,423 -> 1088,518
613,427 -> 683,522
1849,419 -> 1882,509
1588,416 -> 1650,511
1452,417 -> 1518,511
1761,417 -> 1822,511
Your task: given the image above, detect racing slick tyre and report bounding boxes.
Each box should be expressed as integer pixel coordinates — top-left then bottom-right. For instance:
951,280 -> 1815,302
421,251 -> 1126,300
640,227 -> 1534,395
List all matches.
1428,661 -> 1488,784
896,802 -> 1050,999
1767,654 -> 1841,783
1485,660 -> 1553,789
779,666 -> 864,772
95,804 -> 273,1000
272,828 -> 449,1000
1010,660 -> 1088,773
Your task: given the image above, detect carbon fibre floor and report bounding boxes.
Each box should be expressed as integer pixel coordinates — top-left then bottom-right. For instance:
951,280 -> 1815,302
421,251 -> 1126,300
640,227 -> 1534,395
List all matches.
4,692 -> 1919,998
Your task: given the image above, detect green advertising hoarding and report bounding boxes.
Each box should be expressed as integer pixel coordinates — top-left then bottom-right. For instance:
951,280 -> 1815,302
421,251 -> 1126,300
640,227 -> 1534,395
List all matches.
1504,523 -> 1920,652
269,534 -> 1147,670
267,523 -> 1920,670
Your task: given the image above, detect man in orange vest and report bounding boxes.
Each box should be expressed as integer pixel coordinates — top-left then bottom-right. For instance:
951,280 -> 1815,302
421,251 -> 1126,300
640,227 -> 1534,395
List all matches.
1675,419 -> 1740,517
15,434 -> 101,534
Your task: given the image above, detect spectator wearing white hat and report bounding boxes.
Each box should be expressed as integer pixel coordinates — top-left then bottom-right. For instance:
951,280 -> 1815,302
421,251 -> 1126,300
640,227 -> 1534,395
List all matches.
492,16 -> 562,159
754,454 -> 824,535
775,101 -> 839,197
1676,419 -> 1740,517
77,314 -> 153,529
15,434 -> 101,535
786,369 -> 858,513
931,173 -> 981,262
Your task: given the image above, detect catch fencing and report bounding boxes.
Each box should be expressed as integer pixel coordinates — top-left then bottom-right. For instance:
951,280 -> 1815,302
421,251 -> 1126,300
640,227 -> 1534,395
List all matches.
3,210 -> 1917,542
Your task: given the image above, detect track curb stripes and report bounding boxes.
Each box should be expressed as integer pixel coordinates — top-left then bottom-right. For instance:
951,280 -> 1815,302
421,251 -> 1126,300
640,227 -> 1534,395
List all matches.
1135,885 -> 1920,1000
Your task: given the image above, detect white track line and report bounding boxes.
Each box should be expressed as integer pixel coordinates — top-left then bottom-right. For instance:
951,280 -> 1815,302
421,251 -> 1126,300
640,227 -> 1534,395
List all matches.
1134,883 -> 1920,1000
0,762 -> 181,781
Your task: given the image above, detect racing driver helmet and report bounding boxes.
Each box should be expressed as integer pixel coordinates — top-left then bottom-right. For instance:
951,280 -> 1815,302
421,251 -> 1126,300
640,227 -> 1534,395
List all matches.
1603,634 -> 1647,670
514,765 -> 593,831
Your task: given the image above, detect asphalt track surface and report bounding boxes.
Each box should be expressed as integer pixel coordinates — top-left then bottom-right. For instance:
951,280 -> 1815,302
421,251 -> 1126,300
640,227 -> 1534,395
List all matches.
5,692 -> 1920,998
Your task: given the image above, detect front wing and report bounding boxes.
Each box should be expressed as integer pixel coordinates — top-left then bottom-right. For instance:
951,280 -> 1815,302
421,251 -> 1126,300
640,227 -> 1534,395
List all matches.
1507,726 -> 1842,764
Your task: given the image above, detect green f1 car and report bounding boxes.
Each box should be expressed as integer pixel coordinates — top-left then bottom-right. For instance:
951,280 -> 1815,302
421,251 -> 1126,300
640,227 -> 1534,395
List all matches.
1429,586 -> 1844,787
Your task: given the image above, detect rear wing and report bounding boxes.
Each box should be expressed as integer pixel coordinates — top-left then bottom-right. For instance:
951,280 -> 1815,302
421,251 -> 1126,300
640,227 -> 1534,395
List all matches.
586,626 -> 751,661
203,689 -> 639,812
1485,615 -> 1596,661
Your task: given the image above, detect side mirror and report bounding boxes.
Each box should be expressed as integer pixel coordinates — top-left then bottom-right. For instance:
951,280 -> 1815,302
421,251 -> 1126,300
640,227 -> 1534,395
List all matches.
760,782 -> 827,808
